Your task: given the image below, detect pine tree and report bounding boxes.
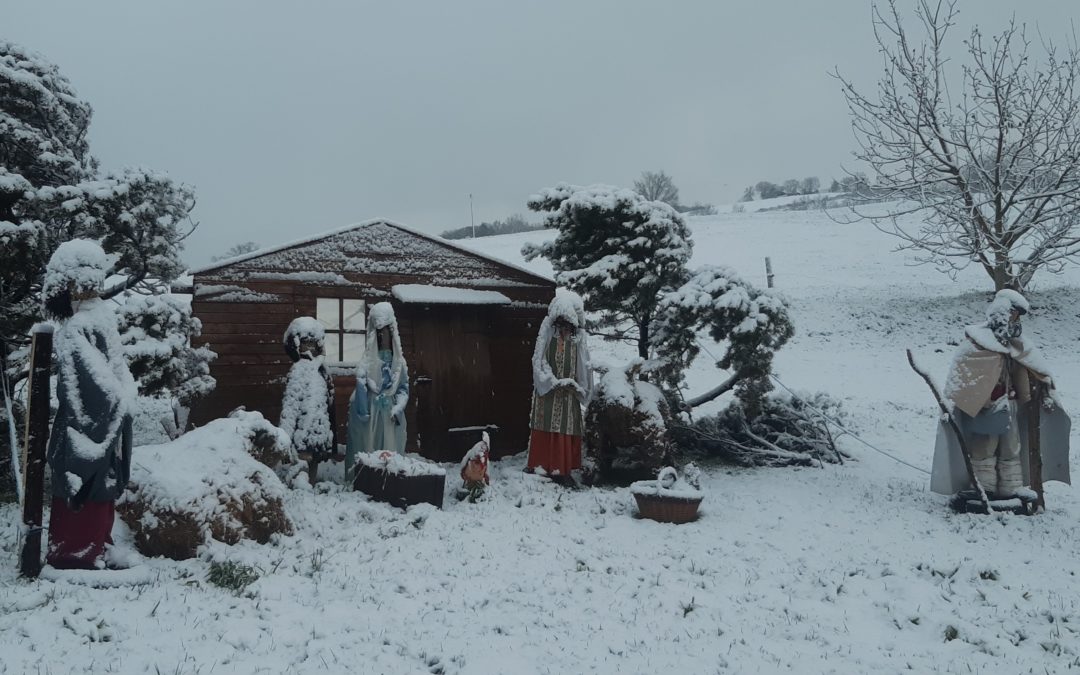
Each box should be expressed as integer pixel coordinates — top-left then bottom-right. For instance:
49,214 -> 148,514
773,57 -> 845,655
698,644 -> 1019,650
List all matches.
117,294 -> 216,405
2,42 -> 195,347
2,41 -> 198,486
523,184 -> 693,359
652,266 -> 793,414
523,183 -> 793,416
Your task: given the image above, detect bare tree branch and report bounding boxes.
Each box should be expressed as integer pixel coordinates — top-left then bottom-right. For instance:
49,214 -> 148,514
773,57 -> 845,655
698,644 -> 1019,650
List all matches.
837,0 -> 1080,290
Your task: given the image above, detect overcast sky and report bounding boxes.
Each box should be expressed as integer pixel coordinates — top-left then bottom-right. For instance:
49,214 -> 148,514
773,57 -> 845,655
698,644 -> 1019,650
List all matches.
6,0 -> 1076,266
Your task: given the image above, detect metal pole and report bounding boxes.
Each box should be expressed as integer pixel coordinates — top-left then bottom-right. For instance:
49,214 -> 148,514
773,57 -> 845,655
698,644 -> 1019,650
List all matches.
20,325 -> 52,578
469,194 -> 475,238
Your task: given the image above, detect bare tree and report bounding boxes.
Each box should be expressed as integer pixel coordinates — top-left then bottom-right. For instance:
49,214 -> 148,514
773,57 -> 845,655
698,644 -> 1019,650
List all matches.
634,170 -> 681,208
212,241 -> 260,262
800,176 -> 821,194
838,0 -> 1080,291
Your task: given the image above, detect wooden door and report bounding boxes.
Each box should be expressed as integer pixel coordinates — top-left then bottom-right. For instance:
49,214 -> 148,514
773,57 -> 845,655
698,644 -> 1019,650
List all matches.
406,307 -> 495,461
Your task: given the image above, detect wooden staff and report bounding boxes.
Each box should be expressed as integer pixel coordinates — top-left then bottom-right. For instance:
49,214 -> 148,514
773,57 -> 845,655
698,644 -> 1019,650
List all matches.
906,349 -> 991,513
20,325 -> 53,578
1027,379 -> 1045,511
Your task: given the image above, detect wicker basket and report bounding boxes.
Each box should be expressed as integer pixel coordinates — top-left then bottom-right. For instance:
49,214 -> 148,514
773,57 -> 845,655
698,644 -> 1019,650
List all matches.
633,492 -> 702,524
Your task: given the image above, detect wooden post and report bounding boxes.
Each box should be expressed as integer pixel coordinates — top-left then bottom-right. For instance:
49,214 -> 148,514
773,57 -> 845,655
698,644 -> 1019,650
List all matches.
1028,380 -> 1045,511
20,325 -> 53,578
765,257 -> 775,288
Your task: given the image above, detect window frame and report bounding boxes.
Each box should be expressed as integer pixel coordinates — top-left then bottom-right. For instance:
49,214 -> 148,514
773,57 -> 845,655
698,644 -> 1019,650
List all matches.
317,297 -> 366,365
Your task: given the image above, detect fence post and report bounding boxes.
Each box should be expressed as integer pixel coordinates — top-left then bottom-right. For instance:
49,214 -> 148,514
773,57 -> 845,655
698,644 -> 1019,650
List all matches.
20,325 -> 52,578
765,257 -> 775,288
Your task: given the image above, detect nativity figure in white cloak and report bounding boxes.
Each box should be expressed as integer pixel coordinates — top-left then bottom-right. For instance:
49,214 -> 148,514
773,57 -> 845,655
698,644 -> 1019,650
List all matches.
931,290 -> 1070,503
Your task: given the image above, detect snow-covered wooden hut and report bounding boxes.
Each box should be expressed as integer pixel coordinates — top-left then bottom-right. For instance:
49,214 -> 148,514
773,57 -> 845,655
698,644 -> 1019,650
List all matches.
187,219 -> 555,461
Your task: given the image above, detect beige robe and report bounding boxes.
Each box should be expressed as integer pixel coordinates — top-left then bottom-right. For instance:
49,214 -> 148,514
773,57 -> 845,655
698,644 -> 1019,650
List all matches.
931,326 -> 1071,494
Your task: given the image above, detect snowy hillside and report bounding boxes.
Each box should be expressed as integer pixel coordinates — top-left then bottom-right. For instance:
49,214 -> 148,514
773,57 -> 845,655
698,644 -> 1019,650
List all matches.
3,205 -> 1080,674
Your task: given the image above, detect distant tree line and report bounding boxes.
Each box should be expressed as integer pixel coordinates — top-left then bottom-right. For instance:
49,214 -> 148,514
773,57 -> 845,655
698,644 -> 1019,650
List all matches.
441,214 -> 544,240
739,174 -> 873,201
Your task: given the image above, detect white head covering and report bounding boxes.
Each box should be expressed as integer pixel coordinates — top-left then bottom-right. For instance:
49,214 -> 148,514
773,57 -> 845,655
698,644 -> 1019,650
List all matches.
43,239 -> 116,304
531,289 -> 593,402
362,302 -> 406,395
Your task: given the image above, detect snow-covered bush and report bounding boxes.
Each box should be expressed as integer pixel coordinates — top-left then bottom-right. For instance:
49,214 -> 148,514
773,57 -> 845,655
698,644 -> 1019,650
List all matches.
523,183 -> 692,359
116,412 -> 293,560
118,294 -> 216,404
673,391 -> 849,467
652,265 -> 794,415
584,359 -> 672,483
118,294 -> 216,439
523,184 -> 792,420
2,41 -> 195,468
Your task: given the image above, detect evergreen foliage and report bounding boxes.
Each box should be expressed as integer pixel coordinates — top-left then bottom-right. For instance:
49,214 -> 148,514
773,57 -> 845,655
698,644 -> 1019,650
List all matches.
523,184 -> 693,359
652,266 -> 794,414
1,41 -> 195,353
117,293 -> 216,406
2,41 -> 199,482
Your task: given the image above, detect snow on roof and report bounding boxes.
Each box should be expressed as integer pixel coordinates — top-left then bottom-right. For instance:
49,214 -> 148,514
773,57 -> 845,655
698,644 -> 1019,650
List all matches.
391,284 -> 512,306
188,218 -> 553,284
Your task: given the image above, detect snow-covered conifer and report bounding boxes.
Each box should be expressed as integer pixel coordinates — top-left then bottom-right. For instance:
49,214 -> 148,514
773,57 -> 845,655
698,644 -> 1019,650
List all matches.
1,40 -> 194,367
652,265 -> 794,414
2,41 -> 195,467
117,294 -> 216,406
523,183 -> 693,359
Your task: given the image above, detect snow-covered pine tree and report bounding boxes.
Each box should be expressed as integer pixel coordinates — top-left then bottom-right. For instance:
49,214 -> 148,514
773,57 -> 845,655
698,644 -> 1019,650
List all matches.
652,265 -> 794,415
1,41 -> 196,485
523,183 -> 693,359
117,293 -> 216,403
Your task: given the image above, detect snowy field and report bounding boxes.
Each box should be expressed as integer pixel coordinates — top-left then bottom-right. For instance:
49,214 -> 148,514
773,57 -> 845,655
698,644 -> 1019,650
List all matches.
4,205 -> 1080,674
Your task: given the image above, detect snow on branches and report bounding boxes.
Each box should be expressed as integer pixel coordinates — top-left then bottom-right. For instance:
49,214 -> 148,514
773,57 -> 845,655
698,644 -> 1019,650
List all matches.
524,183 -> 692,358
117,294 -> 216,406
1,41 -> 195,357
653,266 -> 793,414
838,1 -> 1080,291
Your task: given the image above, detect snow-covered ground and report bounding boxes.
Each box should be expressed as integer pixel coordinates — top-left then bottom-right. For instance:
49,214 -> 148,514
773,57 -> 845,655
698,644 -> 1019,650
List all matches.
4,205 -> 1080,674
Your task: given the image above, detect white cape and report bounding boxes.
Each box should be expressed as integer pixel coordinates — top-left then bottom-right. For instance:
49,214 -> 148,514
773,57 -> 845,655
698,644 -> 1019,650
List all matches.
930,404 -> 1071,495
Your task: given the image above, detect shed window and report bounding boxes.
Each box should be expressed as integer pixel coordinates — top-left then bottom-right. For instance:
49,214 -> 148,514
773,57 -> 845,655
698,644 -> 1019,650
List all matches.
317,298 -> 366,363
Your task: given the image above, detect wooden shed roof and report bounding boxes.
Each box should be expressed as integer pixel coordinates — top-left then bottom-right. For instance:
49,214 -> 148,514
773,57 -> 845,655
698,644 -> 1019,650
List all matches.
189,218 -> 553,287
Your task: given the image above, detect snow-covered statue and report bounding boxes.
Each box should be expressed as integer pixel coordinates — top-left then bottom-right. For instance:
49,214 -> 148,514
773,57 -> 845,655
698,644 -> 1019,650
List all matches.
932,290 -> 1071,502
345,302 -> 409,478
42,240 -> 136,569
526,289 -> 593,485
280,317 -> 337,483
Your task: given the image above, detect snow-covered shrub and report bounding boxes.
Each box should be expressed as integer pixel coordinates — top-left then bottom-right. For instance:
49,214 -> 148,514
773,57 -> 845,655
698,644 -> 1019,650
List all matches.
116,413 -> 293,560
118,294 -> 216,439
523,184 -> 792,421
584,359 -> 672,484
118,294 -> 216,404
673,391 -> 849,467
523,183 -> 693,360
652,265 -> 794,415
2,42 -> 195,460
232,408 -> 295,469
